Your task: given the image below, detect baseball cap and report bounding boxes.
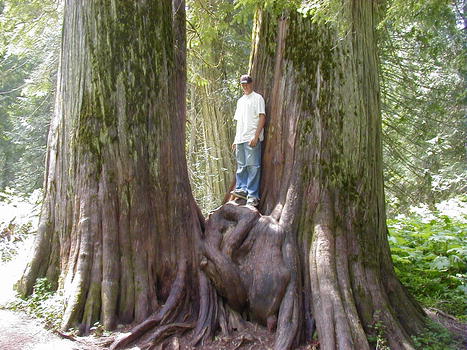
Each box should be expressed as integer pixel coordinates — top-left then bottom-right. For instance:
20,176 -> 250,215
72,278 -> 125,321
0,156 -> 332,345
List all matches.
240,74 -> 253,84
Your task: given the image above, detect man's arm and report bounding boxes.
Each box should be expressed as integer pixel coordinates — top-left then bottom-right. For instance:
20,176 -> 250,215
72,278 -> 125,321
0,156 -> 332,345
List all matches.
249,113 -> 266,147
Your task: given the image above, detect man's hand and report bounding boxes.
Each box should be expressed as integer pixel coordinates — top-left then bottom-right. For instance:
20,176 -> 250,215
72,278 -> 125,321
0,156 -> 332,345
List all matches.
249,137 -> 259,147
231,143 -> 237,152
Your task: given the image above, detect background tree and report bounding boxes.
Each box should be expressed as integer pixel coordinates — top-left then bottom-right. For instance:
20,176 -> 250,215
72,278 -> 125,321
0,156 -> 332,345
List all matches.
185,0 -> 252,213
0,53 -> 23,190
0,0 -> 60,193
380,0 -> 467,214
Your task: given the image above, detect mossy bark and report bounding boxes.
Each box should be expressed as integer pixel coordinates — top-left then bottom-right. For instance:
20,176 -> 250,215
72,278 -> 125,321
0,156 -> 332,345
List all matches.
19,0 -> 201,334
246,2 -> 427,349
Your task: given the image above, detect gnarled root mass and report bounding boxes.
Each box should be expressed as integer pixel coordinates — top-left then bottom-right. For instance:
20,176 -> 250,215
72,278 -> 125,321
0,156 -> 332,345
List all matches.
110,201 -> 302,350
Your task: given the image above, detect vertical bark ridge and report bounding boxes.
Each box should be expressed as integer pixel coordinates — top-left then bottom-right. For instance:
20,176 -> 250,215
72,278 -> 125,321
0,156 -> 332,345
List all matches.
334,220 -> 369,348
100,162 -> 120,329
109,258 -> 191,350
191,272 -> 219,346
310,192 -> 352,350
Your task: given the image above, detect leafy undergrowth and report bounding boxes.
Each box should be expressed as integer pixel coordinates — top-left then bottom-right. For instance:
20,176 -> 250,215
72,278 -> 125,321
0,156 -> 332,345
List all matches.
388,196 -> 467,349
8,277 -> 66,331
0,189 -> 41,307
411,318 -> 465,350
0,189 -> 67,331
388,196 -> 467,320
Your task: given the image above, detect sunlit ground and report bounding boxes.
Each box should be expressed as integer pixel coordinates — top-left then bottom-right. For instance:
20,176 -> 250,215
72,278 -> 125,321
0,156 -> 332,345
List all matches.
0,191 -> 84,349
0,237 -> 34,305
0,190 -> 41,306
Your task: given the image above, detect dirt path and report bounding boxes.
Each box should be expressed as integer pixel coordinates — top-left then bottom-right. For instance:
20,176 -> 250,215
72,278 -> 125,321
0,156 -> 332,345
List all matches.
0,236 -> 81,350
0,309 -> 81,350
0,236 -> 107,350
0,309 -> 115,350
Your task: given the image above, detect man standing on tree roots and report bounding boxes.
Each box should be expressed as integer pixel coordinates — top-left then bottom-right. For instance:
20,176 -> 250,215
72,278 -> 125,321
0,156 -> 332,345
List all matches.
230,74 -> 266,207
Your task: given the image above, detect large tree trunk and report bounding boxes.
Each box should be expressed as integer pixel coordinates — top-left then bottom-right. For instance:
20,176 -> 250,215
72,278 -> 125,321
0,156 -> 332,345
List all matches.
197,2 -> 428,350
20,1 -> 429,349
18,0 -> 203,336
257,3 -> 428,348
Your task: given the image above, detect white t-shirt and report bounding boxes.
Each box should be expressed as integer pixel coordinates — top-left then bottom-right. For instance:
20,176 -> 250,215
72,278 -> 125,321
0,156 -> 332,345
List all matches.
233,91 -> 266,144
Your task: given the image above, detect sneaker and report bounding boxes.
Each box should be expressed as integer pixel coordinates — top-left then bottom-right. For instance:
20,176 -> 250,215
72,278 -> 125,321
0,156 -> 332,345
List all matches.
246,197 -> 259,207
231,189 -> 247,199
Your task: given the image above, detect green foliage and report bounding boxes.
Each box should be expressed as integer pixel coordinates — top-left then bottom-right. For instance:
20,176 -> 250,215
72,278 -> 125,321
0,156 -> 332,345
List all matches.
89,321 -> 111,337
233,0 -> 301,21
0,0 -> 61,194
380,0 -> 466,214
367,317 -> 391,350
411,319 -> 462,350
297,0 -> 343,24
9,278 -> 64,330
0,219 -> 32,262
388,196 -> 467,319
187,0 -> 252,86
233,0 -> 344,24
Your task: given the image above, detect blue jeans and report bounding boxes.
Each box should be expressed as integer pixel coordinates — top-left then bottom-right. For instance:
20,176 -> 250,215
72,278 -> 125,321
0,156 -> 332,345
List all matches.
235,142 -> 261,199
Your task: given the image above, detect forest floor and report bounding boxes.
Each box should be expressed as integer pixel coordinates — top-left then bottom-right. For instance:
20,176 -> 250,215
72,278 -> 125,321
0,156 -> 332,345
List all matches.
0,308 -> 318,350
0,244 -> 465,350
0,205 -> 465,350
0,243 -> 465,350
0,306 -> 465,350
0,232 -> 308,350
0,309 -> 106,350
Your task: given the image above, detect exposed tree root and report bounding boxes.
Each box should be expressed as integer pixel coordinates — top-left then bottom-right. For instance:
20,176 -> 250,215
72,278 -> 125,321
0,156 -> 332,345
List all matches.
426,308 -> 467,346
190,273 -> 219,346
109,201 -> 303,350
110,260 -> 189,350
110,192 -> 428,350
200,202 -> 302,349
141,323 -> 194,350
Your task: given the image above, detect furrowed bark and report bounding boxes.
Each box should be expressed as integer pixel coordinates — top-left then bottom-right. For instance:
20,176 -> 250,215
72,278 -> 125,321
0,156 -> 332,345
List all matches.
244,2 -> 427,349
19,0 -> 204,337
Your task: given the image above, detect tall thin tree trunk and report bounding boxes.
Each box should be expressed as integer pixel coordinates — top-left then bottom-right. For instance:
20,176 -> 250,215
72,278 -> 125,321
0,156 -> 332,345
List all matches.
187,77 -> 235,212
0,147 -> 13,191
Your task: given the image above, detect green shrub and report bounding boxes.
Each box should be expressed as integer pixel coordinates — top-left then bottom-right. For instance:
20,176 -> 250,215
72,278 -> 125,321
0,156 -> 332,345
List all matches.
0,221 -> 33,262
9,278 -> 64,330
411,319 -> 462,350
0,189 -> 40,262
388,197 -> 467,319
367,317 -> 391,350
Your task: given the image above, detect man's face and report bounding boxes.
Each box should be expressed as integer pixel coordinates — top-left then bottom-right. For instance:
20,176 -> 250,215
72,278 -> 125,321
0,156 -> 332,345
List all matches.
241,82 -> 253,95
